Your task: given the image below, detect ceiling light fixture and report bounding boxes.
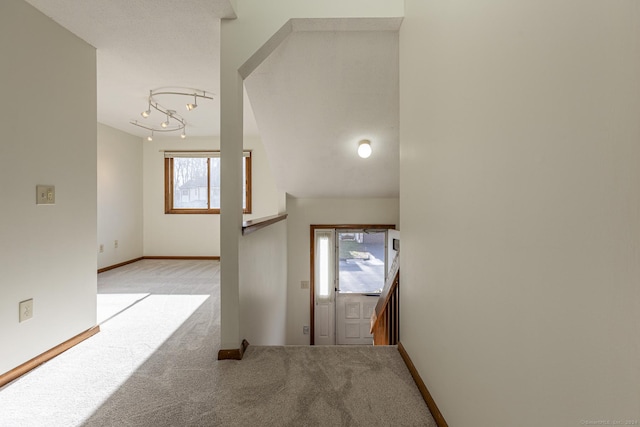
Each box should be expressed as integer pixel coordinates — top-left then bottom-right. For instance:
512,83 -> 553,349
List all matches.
130,88 -> 213,140
141,90 -> 151,118
186,94 -> 198,111
161,112 -> 172,128
358,139 -> 372,158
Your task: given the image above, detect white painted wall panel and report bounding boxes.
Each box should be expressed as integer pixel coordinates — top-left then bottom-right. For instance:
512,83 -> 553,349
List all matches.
239,220 -> 287,345
0,0 -> 97,374
97,124 -> 143,269
399,1 -> 640,425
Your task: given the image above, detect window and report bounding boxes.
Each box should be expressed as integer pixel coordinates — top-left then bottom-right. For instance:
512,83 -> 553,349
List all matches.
316,231 -> 333,300
164,151 -> 251,214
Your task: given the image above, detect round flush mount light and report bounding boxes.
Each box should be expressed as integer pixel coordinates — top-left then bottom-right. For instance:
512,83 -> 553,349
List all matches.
357,139 -> 372,158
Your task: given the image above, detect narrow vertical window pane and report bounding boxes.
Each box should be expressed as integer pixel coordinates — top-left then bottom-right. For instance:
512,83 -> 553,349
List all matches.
319,237 -> 330,297
242,159 -> 247,210
210,158 -> 221,209
173,158 -> 208,209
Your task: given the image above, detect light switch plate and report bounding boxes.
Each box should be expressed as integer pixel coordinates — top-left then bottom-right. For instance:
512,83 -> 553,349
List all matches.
36,185 -> 55,205
19,299 -> 33,322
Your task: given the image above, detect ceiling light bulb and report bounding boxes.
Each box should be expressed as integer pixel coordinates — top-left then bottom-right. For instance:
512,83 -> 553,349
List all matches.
161,121 -> 168,128
358,140 -> 372,158
180,130 -> 186,139
147,132 -> 153,142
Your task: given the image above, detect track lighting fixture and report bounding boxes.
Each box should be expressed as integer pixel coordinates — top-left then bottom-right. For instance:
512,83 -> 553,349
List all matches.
130,88 -> 213,139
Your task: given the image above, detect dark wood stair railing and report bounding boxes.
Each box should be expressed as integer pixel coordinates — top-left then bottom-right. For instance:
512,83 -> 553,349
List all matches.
370,254 -> 400,345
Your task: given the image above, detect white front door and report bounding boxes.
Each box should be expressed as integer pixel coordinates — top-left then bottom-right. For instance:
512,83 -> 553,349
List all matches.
336,294 -> 378,345
335,230 -> 387,345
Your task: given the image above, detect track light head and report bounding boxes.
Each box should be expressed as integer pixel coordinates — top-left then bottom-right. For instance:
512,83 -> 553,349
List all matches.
161,112 -> 170,128
186,94 -> 198,111
180,130 -> 187,139
142,92 -> 152,118
147,132 -> 153,142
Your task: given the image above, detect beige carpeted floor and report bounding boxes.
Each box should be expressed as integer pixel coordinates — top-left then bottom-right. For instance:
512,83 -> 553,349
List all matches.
0,259 -> 436,426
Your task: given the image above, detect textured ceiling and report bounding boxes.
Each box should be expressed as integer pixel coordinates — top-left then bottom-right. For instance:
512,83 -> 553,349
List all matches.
24,0 -> 242,137
23,1 -> 400,198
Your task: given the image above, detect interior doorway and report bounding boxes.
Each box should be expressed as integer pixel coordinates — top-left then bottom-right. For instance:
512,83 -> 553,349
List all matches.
310,224 -> 396,345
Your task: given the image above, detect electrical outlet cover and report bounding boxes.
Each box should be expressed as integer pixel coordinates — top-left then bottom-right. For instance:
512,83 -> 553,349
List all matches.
36,185 -> 55,205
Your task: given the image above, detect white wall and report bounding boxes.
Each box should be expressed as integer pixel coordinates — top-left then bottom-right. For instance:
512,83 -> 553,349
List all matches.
0,0 -> 97,374
285,196 -> 398,344
399,2 -> 640,426
239,220 -> 287,345
97,124 -> 143,269
143,135 -> 278,256
244,136 -> 280,222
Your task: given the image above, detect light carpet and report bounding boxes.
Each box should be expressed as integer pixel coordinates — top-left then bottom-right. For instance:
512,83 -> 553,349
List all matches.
0,259 -> 436,426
